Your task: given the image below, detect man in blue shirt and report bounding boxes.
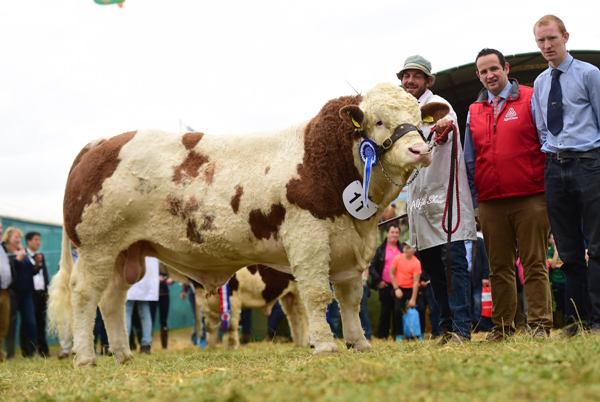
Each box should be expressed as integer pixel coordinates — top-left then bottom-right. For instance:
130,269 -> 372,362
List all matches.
532,14 -> 600,334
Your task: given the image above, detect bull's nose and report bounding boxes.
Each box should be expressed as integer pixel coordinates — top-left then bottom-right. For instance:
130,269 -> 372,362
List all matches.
408,143 -> 430,155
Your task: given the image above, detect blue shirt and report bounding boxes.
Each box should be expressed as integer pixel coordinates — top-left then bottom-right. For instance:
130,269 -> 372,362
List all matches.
464,82 -> 514,208
532,53 -> 600,152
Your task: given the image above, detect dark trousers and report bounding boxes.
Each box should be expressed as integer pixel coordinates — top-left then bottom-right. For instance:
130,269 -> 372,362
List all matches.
376,285 -> 397,338
16,291 -> 38,357
359,284 -> 372,339
32,290 -> 49,356
423,285 -> 442,336
151,294 -> 170,328
418,242 -> 472,338
93,308 -> 109,351
268,301 -> 286,338
552,282 -> 567,328
545,156 -> 600,327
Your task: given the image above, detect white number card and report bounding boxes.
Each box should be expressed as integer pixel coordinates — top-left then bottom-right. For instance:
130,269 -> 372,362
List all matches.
342,180 -> 378,220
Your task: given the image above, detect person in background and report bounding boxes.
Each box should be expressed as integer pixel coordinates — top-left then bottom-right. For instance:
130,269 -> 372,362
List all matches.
390,243 -> 422,340
532,14 -> 600,335
125,257 -> 159,354
3,227 -> 38,357
547,234 -> 566,328
152,263 -> 174,349
25,232 -> 49,357
0,221 -> 14,362
358,268 -> 372,340
469,227 -> 492,332
369,225 -> 403,339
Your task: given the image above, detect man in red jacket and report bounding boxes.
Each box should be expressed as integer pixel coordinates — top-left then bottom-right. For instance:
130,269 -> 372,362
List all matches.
464,48 -> 552,340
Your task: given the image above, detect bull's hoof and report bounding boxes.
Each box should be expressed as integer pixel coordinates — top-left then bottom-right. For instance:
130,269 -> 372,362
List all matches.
73,354 -> 97,368
113,350 -> 134,364
313,342 -> 338,354
346,339 -> 372,352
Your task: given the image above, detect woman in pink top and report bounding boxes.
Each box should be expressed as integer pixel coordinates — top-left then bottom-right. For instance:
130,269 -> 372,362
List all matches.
368,225 -> 403,339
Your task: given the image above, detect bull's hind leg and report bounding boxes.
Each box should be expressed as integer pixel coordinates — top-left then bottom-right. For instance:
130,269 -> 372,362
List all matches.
227,292 -> 242,349
333,276 -> 371,351
70,258 -> 111,367
99,272 -> 133,364
280,291 -> 310,347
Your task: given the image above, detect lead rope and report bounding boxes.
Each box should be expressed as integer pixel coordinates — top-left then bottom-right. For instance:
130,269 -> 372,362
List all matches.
437,122 -> 460,294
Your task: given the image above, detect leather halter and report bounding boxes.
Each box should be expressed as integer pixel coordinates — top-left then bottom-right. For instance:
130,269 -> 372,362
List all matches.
358,123 -> 425,159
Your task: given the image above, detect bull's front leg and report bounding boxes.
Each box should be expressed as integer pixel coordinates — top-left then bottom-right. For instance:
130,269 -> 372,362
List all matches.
333,275 -> 371,351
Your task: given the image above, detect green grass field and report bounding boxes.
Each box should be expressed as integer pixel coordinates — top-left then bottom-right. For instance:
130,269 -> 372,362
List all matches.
1,331 -> 600,402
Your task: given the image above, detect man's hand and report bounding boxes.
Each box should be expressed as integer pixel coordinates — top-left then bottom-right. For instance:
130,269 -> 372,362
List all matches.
378,281 -> 388,289
482,279 -> 490,288
15,248 -> 26,261
432,118 -> 453,144
34,253 -> 44,265
394,288 -> 403,299
408,298 -> 417,308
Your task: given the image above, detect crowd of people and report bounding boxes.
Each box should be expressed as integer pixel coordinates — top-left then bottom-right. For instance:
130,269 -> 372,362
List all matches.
1,14 -> 599,360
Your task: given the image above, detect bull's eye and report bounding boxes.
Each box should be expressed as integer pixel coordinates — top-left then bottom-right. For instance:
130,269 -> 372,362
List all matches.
376,121 -> 384,127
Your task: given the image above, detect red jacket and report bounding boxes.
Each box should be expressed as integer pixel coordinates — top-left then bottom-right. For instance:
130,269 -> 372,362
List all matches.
468,81 -> 544,203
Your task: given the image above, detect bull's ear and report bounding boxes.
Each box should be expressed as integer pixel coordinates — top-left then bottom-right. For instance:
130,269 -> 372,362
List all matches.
421,102 -> 450,124
339,105 -> 365,129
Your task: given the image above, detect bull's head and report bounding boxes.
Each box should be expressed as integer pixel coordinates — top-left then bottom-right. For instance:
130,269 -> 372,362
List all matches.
340,83 -> 449,184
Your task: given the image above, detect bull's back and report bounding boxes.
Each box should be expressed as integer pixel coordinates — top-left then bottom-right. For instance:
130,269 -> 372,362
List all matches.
64,128 -> 305,263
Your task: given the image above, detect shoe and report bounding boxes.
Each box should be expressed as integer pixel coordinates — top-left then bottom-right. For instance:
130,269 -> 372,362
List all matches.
530,325 -> 550,339
485,326 -> 514,342
140,345 -> 151,354
438,332 -> 469,345
160,327 -> 169,349
561,322 -> 582,338
395,335 -> 404,342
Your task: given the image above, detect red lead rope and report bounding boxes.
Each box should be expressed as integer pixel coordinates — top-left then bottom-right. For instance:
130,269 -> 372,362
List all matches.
437,122 -> 461,235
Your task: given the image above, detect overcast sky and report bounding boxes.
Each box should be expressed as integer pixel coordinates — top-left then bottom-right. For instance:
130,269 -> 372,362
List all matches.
0,0 -> 597,224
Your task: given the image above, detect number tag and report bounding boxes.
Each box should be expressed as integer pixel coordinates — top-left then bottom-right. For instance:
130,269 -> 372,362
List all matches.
342,180 -> 379,220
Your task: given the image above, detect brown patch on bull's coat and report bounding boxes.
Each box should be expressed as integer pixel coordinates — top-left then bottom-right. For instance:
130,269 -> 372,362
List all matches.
167,195 -> 205,243
264,166 -> 270,175
172,151 -> 209,185
257,265 -> 294,303
228,274 -> 239,292
286,96 -> 362,220
182,132 -> 204,150
230,185 -> 244,213
63,131 -> 136,246
248,204 -> 286,240
201,215 -> 215,231
186,220 -> 203,244
203,162 -> 215,184
246,264 -> 259,275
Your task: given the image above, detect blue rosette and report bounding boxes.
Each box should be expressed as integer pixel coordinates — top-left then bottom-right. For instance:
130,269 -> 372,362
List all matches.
359,139 -> 377,205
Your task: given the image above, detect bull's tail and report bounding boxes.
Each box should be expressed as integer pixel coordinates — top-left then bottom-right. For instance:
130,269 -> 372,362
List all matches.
47,227 -> 74,337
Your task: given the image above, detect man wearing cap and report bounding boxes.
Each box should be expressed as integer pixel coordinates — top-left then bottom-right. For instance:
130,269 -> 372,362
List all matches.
399,55 -> 477,344
532,15 -> 600,335
464,48 -> 552,340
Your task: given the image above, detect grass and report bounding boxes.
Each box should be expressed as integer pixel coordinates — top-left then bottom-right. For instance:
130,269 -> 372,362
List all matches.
1,330 -> 600,402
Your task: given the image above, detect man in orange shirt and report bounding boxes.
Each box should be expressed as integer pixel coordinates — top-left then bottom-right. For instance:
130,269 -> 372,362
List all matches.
391,244 -> 422,339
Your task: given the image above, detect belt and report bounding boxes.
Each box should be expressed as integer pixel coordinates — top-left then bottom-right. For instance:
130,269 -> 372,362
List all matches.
548,149 -> 600,161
